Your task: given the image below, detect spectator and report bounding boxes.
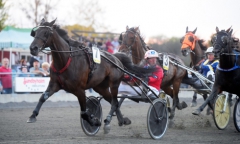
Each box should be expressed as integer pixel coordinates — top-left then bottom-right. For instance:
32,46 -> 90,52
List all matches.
0,58 -> 12,94
29,55 -> 41,69
29,57 -> 45,77
111,37 -> 120,53
105,38 -> 114,53
41,62 -> 50,77
17,59 -> 28,72
18,65 -> 34,77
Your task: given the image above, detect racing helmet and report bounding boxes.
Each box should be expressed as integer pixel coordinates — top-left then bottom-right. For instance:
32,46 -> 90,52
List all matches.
144,50 -> 158,59
205,47 -> 214,54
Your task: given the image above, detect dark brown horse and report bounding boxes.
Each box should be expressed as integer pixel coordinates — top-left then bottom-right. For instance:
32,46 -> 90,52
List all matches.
193,27 -> 240,115
119,26 -> 187,119
180,27 -> 208,107
27,19 -> 157,132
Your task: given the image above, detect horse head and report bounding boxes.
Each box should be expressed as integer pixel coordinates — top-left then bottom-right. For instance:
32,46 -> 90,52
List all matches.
118,26 -> 146,64
212,27 -> 233,58
29,18 -> 57,56
180,27 -> 198,56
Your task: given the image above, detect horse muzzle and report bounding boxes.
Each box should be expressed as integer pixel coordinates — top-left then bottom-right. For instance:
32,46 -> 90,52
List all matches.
30,45 -> 40,56
181,49 -> 189,56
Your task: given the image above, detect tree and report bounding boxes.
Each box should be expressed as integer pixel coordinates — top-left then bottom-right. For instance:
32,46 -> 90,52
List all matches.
19,0 -> 57,26
0,0 -> 8,31
76,0 -> 107,31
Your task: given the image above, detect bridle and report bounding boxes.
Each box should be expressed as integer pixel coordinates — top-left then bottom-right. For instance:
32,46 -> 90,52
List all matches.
120,28 -> 148,61
31,25 -> 88,54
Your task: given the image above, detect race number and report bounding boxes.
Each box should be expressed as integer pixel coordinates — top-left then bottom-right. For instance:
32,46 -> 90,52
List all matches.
92,45 -> 101,64
163,55 -> 169,71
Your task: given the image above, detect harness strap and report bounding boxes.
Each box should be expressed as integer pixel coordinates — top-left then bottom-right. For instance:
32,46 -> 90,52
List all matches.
50,57 -> 72,88
51,57 -> 72,74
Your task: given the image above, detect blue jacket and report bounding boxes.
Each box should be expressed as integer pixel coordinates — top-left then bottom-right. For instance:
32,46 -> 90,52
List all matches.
200,59 -> 219,76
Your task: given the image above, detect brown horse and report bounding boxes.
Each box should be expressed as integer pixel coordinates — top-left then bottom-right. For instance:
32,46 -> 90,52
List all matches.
119,26 -> 188,119
27,19 -> 157,133
180,27 -> 208,107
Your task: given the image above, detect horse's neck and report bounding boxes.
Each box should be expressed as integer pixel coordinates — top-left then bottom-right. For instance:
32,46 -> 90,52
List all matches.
190,42 -> 205,66
51,33 -> 71,69
219,51 -> 235,69
132,38 -> 145,64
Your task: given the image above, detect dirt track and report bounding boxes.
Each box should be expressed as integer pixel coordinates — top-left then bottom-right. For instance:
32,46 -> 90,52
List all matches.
0,98 -> 239,144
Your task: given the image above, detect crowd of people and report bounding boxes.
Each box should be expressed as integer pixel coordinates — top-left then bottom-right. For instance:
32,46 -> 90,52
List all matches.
81,36 -> 120,54
0,56 -> 50,94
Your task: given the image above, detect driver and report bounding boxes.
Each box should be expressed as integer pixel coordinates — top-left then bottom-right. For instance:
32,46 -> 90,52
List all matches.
118,50 -> 164,100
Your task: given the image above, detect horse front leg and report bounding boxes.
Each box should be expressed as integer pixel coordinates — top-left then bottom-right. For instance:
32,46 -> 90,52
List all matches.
77,89 -> 101,127
27,82 -> 60,123
192,85 -> 219,115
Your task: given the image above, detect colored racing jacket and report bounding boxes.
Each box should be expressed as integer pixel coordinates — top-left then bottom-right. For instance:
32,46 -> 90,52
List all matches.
200,59 -> 219,76
144,65 -> 164,90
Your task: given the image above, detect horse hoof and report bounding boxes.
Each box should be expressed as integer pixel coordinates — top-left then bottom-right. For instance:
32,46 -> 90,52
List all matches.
192,109 -> 201,115
27,117 -> 37,123
169,112 -> 175,120
103,124 -> 111,134
181,101 -> 188,109
93,118 -> 101,126
190,102 -> 197,107
123,117 -> 131,125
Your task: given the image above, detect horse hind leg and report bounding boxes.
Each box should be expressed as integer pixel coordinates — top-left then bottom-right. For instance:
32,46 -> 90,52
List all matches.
190,91 -> 198,107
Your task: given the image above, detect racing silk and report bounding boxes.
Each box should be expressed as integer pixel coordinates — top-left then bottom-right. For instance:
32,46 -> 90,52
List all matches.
200,59 -> 219,76
144,65 -> 164,90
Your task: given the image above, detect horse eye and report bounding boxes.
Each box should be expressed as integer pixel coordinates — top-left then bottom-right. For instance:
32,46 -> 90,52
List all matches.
221,36 -> 228,44
188,36 -> 194,42
180,37 -> 184,43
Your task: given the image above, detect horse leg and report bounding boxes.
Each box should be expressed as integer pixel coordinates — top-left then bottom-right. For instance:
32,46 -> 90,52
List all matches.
190,91 -> 198,107
192,85 -> 219,115
27,82 -> 60,123
161,87 -> 173,114
77,89 -> 101,127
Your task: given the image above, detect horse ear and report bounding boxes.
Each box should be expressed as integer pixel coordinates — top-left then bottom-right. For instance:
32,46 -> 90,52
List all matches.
40,18 -> 45,25
49,18 -> 57,26
228,29 -> 233,36
134,26 -> 139,31
186,26 -> 188,33
216,27 -> 219,33
192,27 -> 197,34
226,26 -> 232,33
126,25 -> 129,31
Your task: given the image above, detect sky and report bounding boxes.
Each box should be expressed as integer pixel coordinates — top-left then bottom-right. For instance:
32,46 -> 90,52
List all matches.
6,0 -> 240,41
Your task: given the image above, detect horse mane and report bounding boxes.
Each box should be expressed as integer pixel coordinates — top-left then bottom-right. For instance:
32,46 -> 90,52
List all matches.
197,39 -> 207,51
129,27 -> 150,50
54,25 -> 84,48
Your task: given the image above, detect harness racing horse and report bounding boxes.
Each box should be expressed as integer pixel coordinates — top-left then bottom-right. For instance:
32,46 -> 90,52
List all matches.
180,27 -> 208,107
193,27 -> 240,115
27,19 -> 157,132
119,26 -> 188,119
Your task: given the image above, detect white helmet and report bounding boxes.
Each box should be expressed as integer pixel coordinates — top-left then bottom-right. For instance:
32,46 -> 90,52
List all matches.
144,50 -> 158,59
205,47 -> 213,54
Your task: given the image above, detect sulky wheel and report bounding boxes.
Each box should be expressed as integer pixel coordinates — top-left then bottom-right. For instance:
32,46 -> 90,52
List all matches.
81,96 -> 102,136
147,98 -> 168,140
213,94 -> 231,130
233,97 -> 240,132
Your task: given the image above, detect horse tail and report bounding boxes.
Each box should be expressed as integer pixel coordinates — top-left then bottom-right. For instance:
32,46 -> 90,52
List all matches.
114,52 -> 158,77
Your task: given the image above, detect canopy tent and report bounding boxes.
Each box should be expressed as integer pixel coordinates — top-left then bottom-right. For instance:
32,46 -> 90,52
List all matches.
0,26 -> 50,66
0,26 -> 33,50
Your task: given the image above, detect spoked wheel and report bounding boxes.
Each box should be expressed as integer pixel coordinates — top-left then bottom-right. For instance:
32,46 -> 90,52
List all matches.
81,96 -> 102,136
147,99 -> 168,140
233,97 -> 240,132
213,94 -> 231,130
